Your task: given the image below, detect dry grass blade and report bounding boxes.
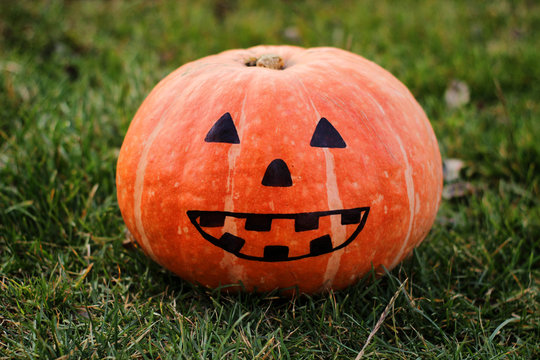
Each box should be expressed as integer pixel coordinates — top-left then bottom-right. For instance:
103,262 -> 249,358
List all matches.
355,279 -> 408,360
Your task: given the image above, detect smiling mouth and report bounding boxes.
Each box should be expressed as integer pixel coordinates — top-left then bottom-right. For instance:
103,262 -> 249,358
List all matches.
187,207 -> 369,262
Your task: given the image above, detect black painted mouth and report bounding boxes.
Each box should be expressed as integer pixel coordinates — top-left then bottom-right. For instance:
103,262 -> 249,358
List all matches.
187,207 -> 369,262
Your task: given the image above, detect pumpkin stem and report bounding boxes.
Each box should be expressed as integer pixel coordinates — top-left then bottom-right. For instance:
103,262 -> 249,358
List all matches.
245,54 -> 284,70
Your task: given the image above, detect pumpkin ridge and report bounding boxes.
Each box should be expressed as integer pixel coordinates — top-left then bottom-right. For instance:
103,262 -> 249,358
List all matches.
286,72 -> 349,287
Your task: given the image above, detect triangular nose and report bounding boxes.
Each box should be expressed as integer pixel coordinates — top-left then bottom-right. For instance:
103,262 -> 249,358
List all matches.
262,159 -> 293,187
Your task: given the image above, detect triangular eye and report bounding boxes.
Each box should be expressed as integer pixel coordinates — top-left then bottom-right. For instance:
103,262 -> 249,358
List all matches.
204,112 -> 240,144
310,117 -> 346,148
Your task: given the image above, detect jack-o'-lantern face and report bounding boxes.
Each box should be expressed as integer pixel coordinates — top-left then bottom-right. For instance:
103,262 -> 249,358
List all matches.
187,113 -> 370,262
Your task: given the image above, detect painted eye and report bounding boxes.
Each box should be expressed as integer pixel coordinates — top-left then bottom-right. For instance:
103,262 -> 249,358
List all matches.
205,112 -> 240,144
310,117 -> 346,148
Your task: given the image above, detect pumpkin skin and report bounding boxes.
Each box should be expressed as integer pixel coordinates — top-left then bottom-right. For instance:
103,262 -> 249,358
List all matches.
116,45 -> 442,294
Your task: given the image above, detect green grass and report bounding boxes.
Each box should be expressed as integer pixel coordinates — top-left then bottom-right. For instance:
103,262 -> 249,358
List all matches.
1,0 -> 539,358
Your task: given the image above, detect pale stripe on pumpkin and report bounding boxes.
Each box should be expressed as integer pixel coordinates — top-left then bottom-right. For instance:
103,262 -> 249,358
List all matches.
388,122 -> 416,269
220,91 -> 249,281
322,148 -> 346,288
133,118 -> 166,262
294,76 -> 344,288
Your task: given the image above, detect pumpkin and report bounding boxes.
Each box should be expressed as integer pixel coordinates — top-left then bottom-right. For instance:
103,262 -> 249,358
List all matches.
116,46 -> 442,294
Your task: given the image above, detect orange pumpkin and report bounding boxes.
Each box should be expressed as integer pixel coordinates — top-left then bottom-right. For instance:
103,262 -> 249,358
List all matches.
116,46 -> 442,293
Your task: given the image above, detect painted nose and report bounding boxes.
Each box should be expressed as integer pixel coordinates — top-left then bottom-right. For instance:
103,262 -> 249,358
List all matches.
262,159 -> 293,187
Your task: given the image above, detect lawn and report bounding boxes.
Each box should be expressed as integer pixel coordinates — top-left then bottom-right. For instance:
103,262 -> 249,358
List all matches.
1,0 -> 539,358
